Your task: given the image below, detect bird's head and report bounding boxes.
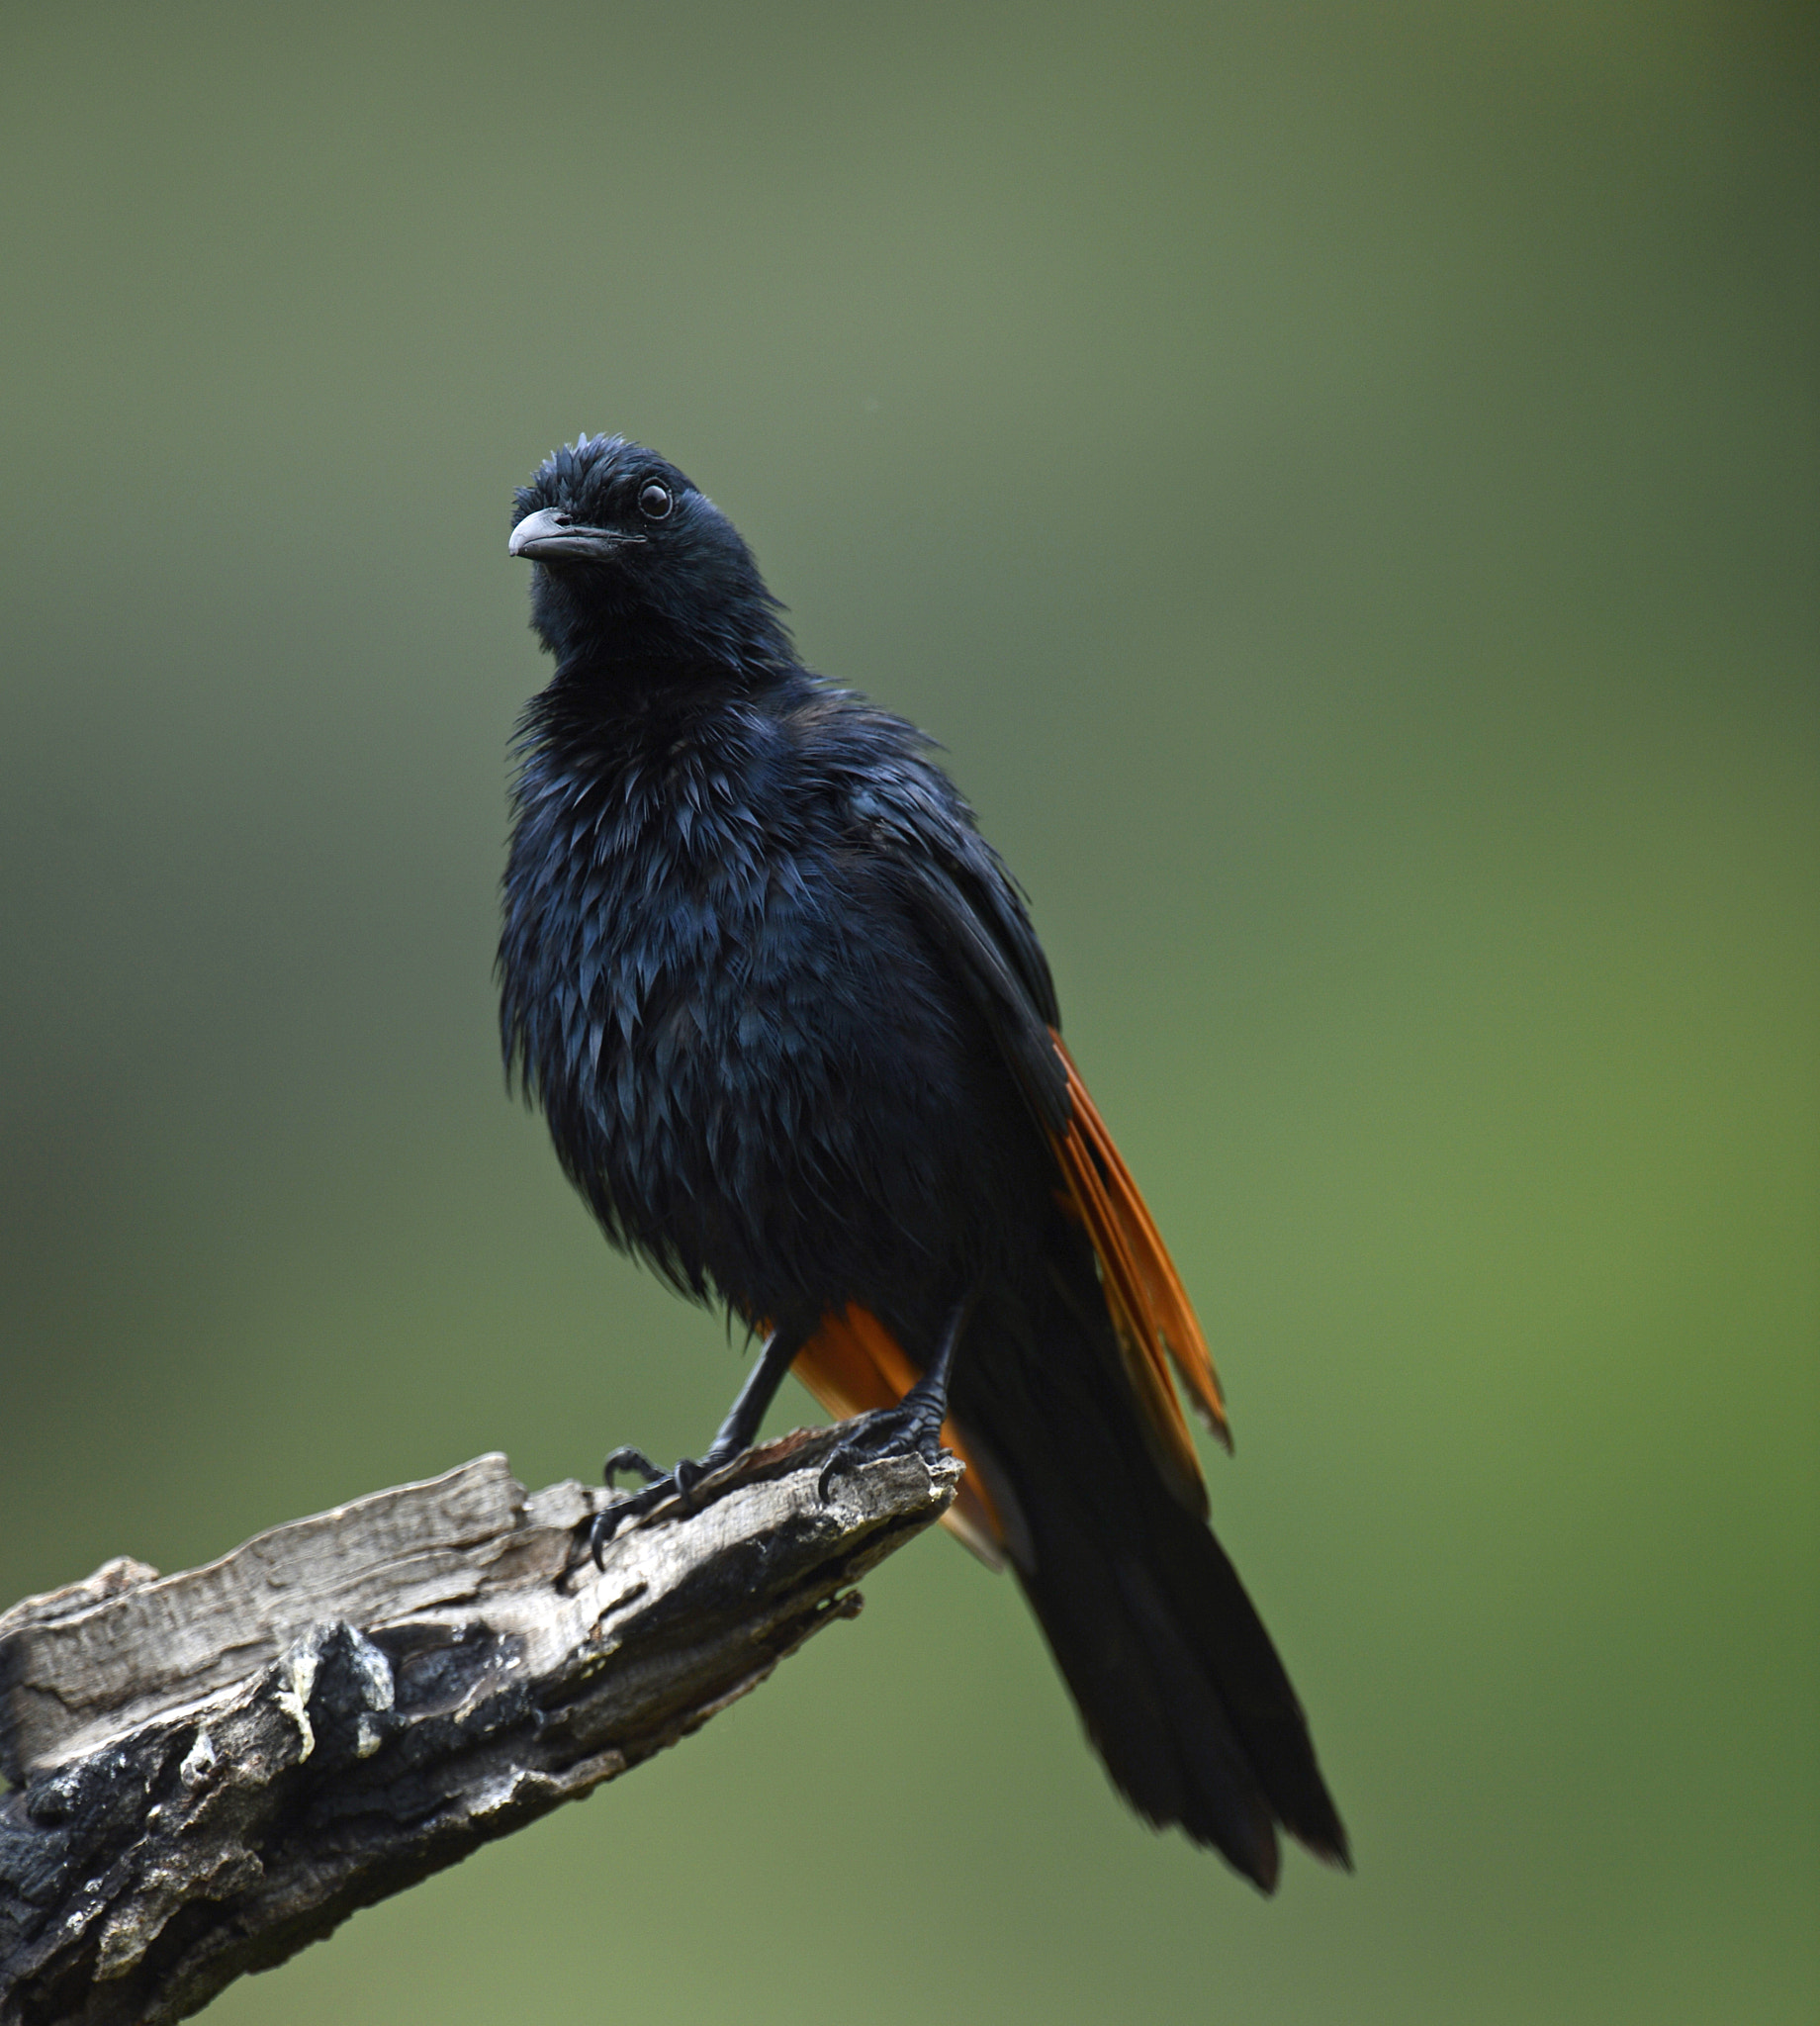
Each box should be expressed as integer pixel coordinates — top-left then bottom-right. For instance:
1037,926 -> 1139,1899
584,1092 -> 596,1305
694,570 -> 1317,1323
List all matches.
508,434 -> 791,678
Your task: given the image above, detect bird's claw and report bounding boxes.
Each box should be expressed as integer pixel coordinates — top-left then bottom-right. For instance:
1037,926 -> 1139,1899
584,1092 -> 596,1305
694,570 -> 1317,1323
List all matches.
816,1401 -> 947,1503
589,1448 -> 723,1568
601,1445 -> 666,1489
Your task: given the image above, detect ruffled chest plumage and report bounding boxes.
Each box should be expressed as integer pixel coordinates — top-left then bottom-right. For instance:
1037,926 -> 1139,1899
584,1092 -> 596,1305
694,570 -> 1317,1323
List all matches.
498,671 -> 1012,1319
502,715 -> 790,1124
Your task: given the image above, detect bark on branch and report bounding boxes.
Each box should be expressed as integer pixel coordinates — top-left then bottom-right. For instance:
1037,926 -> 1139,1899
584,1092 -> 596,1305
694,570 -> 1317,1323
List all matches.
0,1428 -> 958,2026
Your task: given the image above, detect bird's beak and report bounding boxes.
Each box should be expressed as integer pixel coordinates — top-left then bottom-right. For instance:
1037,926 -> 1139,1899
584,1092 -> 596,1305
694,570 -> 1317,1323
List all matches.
507,507 -> 629,562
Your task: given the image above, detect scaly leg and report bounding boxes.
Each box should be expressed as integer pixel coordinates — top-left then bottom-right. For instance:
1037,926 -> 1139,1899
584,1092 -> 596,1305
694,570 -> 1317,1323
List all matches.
816,1292 -> 974,1501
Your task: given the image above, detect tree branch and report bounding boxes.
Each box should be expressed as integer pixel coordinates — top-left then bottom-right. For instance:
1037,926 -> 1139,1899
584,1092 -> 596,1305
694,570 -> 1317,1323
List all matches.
0,1427 -> 958,2026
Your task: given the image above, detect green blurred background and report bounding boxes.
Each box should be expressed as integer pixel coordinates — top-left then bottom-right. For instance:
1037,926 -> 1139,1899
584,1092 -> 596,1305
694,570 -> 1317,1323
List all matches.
2,2 -> 1814,2019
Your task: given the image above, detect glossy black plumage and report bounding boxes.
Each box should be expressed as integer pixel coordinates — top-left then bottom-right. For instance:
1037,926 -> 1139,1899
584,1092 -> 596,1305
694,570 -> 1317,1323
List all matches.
499,435 -> 1346,1887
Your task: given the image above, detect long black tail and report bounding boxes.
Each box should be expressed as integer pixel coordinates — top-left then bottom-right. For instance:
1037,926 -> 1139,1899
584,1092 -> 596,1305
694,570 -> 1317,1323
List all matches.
954,1256 -> 1349,1889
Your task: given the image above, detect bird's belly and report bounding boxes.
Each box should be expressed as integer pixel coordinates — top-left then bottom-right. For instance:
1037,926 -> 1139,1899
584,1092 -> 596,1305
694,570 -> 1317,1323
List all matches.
574,891 -> 1022,1332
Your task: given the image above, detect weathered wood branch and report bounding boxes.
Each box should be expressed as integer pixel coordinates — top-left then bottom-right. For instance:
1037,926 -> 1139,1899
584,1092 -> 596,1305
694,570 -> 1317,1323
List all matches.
0,1428 -> 958,2026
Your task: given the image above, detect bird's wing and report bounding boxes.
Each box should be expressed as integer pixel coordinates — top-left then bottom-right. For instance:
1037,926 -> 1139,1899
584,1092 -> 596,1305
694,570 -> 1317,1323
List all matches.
790,747 -> 1229,1532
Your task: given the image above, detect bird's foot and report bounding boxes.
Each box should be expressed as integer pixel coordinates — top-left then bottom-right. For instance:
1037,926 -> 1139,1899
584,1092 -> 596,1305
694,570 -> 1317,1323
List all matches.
816,1392 -> 948,1503
589,1443 -> 731,1567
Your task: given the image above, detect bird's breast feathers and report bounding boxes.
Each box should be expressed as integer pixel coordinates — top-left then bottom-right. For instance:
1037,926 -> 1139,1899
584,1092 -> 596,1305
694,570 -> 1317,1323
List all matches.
500,704 -> 969,1216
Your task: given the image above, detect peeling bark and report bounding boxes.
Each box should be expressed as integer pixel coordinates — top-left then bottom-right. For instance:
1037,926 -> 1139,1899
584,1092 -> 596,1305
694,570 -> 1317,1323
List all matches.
0,1428 -> 957,2025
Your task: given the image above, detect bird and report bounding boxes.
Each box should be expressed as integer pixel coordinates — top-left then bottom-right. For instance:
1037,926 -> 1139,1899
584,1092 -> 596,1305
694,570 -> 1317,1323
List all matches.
499,433 -> 1348,1889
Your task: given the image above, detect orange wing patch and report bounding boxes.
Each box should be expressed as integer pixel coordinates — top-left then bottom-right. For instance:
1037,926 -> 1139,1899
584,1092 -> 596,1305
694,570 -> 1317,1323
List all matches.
1048,1031 -> 1231,1516
792,1042 -> 1223,1550
791,1304 -> 1006,1567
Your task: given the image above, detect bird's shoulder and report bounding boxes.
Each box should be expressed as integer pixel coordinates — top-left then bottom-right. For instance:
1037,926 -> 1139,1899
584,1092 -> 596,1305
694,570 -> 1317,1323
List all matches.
766,677 -> 956,829
768,674 -> 1066,1121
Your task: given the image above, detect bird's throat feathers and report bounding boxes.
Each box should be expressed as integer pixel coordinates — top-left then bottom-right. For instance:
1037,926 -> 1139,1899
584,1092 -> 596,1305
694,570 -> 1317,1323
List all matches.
528,562 -> 795,684
507,669 -> 783,884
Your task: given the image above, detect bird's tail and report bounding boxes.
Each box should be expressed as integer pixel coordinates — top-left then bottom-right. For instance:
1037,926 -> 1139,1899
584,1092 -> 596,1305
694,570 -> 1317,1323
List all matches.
789,1026 -> 1345,1888
957,1262 -> 1350,1888
793,1264 -> 1348,1888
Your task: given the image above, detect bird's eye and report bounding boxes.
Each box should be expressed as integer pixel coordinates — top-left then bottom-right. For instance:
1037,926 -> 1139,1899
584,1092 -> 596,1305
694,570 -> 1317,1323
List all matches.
637,482 -> 673,520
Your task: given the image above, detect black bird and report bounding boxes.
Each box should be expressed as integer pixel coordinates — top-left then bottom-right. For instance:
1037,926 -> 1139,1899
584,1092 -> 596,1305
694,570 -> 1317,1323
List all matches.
500,434 -> 1347,1889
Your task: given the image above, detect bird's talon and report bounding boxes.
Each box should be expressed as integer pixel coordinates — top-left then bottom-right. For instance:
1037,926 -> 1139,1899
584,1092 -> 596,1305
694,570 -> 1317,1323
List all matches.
815,1403 -> 944,1506
587,1439 -> 739,1549
602,1445 -> 665,1489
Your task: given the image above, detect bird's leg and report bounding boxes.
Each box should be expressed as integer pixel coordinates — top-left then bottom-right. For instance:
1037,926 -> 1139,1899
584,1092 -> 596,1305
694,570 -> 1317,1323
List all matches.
817,1292 -> 975,1502
591,1328 -> 804,1566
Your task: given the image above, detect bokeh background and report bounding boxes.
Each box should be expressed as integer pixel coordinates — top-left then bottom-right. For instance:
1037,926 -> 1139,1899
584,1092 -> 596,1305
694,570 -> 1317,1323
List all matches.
2,3 -> 1814,2020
